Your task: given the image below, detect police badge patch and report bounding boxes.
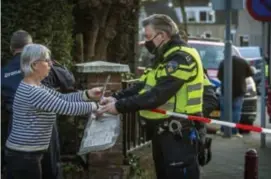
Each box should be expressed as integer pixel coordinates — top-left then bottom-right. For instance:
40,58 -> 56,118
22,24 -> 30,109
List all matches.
166,61 -> 178,74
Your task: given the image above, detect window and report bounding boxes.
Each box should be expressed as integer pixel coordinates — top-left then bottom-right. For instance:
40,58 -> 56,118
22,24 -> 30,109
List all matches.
200,11 -> 207,21
188,42 -> 239,69
208,11 -> 214,22
187,11 -> 196,22
188,43 -> 224,69
239,35 -> 250,47
184,7 -> 216,24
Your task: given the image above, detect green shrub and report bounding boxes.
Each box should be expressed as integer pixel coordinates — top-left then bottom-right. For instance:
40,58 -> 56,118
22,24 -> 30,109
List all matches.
1,0 -> 74,66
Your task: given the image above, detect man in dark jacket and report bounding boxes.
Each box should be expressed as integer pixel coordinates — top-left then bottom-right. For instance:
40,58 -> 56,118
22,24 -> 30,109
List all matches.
1,30 -> 73,179
1,32 -> 33,177
99,14 -> 206,179
217,55 -> 253,137
203,69 -> 218,117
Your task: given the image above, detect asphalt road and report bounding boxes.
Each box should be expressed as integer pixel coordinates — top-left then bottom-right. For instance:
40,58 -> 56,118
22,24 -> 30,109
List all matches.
250,97 -> 271,147
202,97 -> 271,179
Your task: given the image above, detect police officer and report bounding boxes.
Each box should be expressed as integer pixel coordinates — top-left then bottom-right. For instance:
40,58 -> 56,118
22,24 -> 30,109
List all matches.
99,14 -> 206,179
1,30 -> 63,179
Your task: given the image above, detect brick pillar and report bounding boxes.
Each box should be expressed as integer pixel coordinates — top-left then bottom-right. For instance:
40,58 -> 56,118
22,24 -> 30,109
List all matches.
75,61 -> 130,179
86,73 -> 122,95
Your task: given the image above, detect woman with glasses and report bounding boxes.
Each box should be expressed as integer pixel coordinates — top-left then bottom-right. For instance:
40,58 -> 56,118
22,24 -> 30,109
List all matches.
4,44 -> 101,179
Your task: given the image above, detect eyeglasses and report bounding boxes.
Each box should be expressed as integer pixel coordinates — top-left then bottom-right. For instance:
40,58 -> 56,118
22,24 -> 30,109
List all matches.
144,32 -> 161,41
43,59 -> 52,63
34,58 -> 52,64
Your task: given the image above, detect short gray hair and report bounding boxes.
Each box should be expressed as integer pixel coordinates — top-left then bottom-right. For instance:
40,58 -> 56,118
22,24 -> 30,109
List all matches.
21,44 -> 51,76
142,14 -> 179,36
10,30 -> 32,51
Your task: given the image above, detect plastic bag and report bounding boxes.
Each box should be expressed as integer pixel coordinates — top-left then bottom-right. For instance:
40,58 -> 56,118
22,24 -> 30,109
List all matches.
77,113 -> 120,156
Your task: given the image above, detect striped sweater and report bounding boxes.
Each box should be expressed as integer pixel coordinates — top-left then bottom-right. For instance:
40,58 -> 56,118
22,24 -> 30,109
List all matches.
6,81 -> 97,152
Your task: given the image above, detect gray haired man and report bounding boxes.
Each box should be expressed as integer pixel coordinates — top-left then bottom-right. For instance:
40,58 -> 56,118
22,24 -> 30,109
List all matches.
99,14 -> 206,179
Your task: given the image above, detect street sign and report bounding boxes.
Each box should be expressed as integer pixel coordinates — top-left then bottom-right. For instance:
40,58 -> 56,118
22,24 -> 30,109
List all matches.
246,0 -> 271,22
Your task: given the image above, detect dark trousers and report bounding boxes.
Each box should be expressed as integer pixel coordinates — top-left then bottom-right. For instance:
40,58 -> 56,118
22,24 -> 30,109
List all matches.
5,148 -> 44,179
151,131 -> 200,179
3,121 -> 62,179
41,122 -> 63,179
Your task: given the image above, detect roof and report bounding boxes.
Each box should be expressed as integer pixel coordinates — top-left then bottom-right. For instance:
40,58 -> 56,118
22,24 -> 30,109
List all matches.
236,46 -> 261,49
188,40 -> 225,46
188,36 -> 223,42
75,61 -> 130,73
188,40 -> 241,57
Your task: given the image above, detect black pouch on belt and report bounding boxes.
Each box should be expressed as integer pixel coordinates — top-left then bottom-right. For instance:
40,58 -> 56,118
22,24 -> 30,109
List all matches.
198,137 -> 212,166
159,130 -> 198,169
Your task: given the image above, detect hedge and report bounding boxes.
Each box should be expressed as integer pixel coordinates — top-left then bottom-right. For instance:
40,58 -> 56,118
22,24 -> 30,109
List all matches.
1,0 -> 74,66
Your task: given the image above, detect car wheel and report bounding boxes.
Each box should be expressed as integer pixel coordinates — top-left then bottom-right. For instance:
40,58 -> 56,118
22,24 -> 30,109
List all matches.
257,89 -> 261,95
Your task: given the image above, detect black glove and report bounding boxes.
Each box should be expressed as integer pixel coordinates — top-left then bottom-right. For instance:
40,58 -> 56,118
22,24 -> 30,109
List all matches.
198,137 -> 212,166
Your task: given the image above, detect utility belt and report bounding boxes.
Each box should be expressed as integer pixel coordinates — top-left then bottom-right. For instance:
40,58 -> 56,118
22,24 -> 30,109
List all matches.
152,118 -> 212,167
153,117 -> 193,133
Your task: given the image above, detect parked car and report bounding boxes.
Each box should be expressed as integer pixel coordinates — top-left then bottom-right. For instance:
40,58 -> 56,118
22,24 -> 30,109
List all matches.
237,46 -> 262,59
237,47 -> 271,123
267,88 -> 271,123
236,46 -> 263,94
188,40 -> 258,131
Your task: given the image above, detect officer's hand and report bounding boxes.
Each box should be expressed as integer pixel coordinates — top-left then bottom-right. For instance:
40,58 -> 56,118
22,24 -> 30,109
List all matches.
99,97 -> 116,105
96,102 -> 119,115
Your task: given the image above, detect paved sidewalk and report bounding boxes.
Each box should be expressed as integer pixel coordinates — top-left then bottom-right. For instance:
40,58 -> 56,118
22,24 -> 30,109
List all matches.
202,133 -> 271,179
202,100 -> 271,179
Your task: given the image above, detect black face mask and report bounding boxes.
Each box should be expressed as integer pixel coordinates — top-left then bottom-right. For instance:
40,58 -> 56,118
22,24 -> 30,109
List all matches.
145,40 -> 156,54
144,33 -> 160,54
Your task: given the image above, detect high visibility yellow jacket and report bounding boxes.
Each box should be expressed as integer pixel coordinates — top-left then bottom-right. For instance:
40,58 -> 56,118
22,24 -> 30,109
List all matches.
138,46 -> 204,120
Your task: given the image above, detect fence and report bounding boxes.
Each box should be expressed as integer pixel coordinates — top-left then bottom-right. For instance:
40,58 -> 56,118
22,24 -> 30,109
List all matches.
58,78 -> 151,177
121,80 -> 151,162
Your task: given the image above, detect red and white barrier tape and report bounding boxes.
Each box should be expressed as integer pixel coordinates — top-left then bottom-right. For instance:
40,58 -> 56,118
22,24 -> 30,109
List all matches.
150,109 -> 271,135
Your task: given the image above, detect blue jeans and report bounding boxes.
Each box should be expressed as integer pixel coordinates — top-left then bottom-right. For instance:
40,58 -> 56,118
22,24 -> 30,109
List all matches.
220,96 -> 244,134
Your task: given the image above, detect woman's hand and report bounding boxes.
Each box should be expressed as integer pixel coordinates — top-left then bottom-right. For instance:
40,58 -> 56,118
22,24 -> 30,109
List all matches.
96,102 -> 119,115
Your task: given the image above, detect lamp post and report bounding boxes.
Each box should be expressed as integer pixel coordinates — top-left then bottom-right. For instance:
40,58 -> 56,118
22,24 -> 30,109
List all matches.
223,0 -> 233,138
211,0 -> 245,137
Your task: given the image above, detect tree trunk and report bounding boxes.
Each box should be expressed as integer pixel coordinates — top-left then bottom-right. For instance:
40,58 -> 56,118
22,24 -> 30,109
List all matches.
74,33 -> 83,63
180,0 -> 188,40
74,0 -> 140,67
93,8 -> 118,60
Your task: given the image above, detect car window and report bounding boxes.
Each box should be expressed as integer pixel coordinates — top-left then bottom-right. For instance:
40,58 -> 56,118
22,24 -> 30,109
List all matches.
189,43 -> 225,69
237,47 -> 261,58
189,42 -> 240,69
